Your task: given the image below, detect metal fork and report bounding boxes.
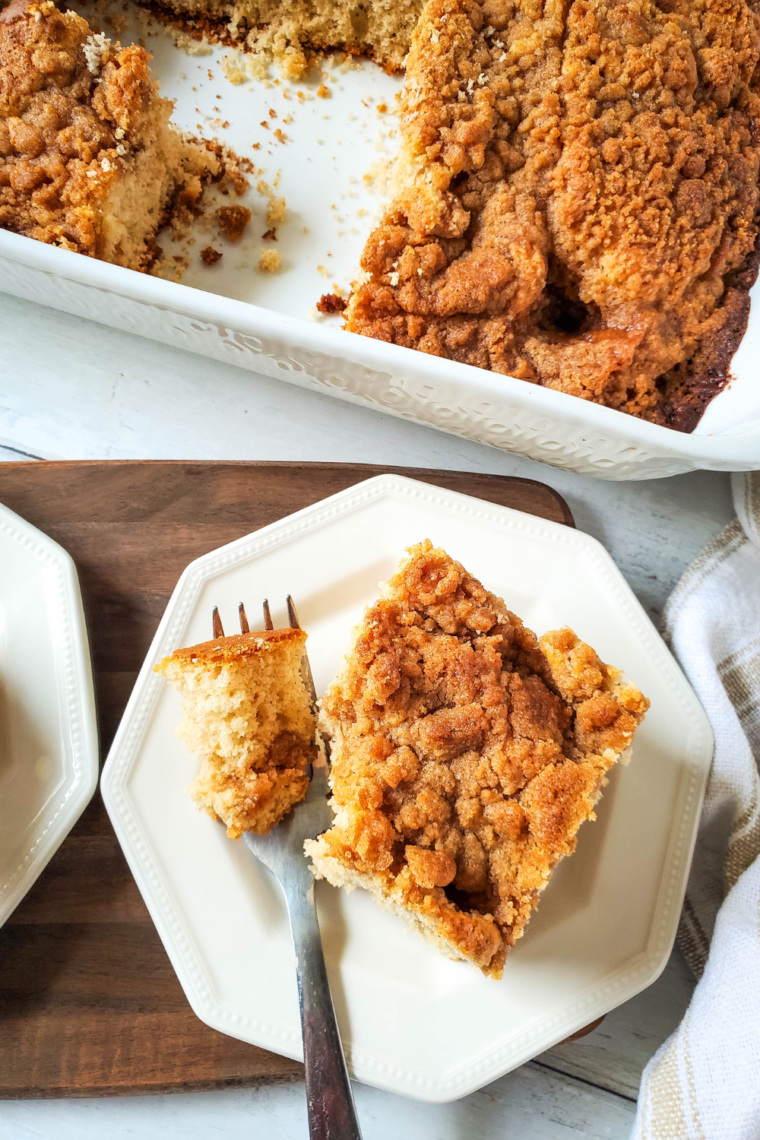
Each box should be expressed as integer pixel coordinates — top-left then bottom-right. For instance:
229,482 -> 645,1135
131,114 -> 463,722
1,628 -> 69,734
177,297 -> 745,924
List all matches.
212,598 -> 361,1140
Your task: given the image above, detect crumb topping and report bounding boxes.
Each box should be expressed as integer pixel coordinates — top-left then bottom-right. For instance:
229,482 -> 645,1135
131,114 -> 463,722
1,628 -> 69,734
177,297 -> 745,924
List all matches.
317,291 -> 348,313
346,0 -> 760,428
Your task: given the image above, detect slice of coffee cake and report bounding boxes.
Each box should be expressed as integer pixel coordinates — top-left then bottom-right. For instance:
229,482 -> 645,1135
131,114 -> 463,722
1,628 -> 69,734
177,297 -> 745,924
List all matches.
156,627 -> 316,836
0,0 -> 217,268
306,540 -> 648,978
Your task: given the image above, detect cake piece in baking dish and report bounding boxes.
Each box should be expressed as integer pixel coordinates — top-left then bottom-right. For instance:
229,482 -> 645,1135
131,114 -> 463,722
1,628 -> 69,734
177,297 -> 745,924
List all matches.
156,627 -> 316,837
305,540 -> 648,978
0,0 -> 217,269
346,0 -> 760,430
140,0 -> 424,78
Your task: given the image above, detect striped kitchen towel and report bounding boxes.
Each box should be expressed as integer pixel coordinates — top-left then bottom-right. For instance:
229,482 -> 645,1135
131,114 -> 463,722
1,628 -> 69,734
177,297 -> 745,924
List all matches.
633,471 -> 760,1140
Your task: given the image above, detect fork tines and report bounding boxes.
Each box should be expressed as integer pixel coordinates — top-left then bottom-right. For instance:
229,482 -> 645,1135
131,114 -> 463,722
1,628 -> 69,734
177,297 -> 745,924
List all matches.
212,606 -> 224,639
286,595 -> 301,630
211,596 -> 302,637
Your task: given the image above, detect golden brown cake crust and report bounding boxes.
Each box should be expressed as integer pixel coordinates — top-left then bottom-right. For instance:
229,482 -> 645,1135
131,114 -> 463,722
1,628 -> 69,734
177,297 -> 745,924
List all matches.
346,0 -> 760,428
307,541 -> 648,977
164,626 -> 307,665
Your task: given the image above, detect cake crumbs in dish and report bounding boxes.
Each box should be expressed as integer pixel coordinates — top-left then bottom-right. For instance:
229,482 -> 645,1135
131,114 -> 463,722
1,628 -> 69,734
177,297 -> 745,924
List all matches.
317,291 -> 347,313
258,246 -> 280,270
216,203 -> 250,240
256,179 -> 286,224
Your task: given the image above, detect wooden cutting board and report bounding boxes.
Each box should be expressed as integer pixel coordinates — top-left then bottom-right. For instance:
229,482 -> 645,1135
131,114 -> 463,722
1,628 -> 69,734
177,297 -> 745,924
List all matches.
0,461 -> 575,1099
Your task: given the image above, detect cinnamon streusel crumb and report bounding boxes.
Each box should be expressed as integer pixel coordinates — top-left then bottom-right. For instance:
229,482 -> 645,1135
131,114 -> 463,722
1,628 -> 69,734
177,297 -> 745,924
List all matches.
216,203 -> 250,241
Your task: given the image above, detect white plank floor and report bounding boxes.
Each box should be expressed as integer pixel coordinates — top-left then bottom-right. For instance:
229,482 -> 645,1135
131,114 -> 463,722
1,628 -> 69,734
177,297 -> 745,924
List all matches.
0,289 -> 728,1140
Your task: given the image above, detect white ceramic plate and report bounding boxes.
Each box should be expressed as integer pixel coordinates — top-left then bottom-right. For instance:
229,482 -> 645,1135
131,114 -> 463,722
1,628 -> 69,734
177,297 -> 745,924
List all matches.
0,2 -> 758,478
0,502 -> 99,928
101,475 -> 712,1101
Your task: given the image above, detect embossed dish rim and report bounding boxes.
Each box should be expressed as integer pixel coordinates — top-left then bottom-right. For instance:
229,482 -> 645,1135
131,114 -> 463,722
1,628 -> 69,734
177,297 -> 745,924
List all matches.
0,500 -> 99,928
1,231 -> 760,477
101,474 -> 714,1101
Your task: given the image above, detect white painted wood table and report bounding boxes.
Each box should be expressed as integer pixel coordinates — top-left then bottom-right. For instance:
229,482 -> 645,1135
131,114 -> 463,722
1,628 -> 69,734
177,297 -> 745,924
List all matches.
0,290 -> 732,1140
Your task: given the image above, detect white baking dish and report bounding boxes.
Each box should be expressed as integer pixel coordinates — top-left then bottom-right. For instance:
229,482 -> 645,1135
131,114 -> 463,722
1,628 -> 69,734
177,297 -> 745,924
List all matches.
2,4 -> 759,480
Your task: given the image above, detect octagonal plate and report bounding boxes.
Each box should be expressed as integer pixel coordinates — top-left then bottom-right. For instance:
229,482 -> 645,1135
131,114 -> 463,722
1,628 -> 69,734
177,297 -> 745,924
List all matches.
101,475 -> 712,1102
0,501 -> 99,928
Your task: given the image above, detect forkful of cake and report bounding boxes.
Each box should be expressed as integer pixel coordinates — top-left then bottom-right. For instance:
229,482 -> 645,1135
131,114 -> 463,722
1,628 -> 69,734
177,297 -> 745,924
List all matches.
156,598 -> 361,1140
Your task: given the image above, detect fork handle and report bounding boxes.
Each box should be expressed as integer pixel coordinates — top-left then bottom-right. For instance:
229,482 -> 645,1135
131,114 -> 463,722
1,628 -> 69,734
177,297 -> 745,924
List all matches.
286,880 -> 362,1140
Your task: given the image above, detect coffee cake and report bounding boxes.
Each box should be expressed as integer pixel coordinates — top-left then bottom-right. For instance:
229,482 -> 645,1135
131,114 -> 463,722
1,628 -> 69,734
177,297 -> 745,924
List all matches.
156,626 -> 316,836
346,0 -> 760,429
305,540 -> 648,977
0,0 -> 217,268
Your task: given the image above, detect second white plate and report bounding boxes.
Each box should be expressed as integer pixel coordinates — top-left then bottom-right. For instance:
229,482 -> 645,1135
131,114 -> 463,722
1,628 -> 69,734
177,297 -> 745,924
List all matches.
101,475 -> 712,1102
0,501 -> 99,928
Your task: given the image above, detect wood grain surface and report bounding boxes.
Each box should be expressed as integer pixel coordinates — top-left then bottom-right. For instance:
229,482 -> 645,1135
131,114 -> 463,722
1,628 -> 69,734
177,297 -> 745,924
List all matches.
0,461 -> 574,1099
